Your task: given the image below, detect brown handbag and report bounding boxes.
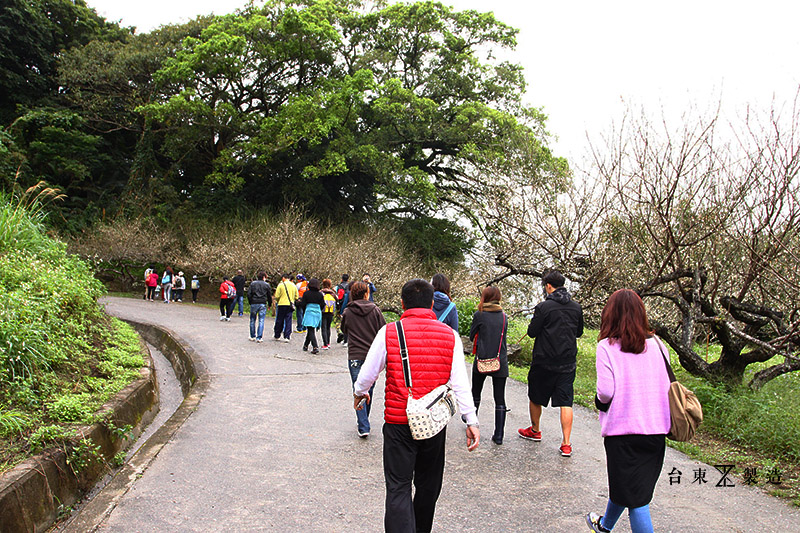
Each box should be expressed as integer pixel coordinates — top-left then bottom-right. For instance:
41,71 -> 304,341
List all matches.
476,313 -> 506,374
656,337 -> 703,441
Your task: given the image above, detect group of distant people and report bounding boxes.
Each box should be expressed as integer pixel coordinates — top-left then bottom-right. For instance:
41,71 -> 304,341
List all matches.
143,265 -> 200,303
140,263 -> 669,533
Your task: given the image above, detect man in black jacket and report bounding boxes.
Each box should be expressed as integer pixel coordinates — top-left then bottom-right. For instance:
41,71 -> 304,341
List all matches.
518,270 -> 584,457
247,271 -> 272,342
232,269 -> 247,316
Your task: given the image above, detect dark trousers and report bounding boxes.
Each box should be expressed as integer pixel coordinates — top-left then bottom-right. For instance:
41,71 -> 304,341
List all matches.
220,298 -> 234,317
146,286 -> 155,300
274,305 -> 293,339
304,326 -> 318,349
321,314 -> 333,345
471,372 -> 507,406
191,289 -> 199,302
383,423 -> 447,533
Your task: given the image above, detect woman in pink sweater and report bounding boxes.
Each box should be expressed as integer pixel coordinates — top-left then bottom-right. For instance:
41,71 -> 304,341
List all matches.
586,289 -> 670,533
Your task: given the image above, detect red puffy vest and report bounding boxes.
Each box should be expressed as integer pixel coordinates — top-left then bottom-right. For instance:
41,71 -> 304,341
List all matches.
384,308 -> 455,425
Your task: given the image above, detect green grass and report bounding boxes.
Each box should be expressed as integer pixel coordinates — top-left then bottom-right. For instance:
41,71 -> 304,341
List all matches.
0,192 -> 146,473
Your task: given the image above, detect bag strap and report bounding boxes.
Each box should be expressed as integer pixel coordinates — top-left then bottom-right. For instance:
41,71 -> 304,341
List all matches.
497,313 -> 507,357
396,321 -> 413,390
438,301 -> 456,322
655,336 -> 677,383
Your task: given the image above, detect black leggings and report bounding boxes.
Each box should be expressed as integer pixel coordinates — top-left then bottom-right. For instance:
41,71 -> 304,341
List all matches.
146,286 -> 156,300
471,372 -> 507,407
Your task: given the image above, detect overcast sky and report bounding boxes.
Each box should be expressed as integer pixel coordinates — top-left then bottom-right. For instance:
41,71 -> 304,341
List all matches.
88,0 -> 800,161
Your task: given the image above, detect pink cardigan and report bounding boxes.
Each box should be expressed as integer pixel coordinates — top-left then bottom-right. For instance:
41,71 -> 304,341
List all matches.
596,337 -> 671,437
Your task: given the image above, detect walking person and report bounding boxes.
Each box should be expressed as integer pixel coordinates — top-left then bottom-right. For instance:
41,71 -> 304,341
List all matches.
431,273 -> 458,332
295,274 -> 308,332
340,281 -> 386,437
470,285 -> 509,444
335,274 -> 350,315
320,278 -> 337,349
299,278 -> 324,353
362,273 -> 377,301
354,279 -> 479,533
273,273 -> 299,342
585,289 -> 670,533
248,271 -> 272,342
161,266 -> 174,303
173,271 -> 186,302
232,270 -> 247,316
219,276 -> 235,321
146,267 -> 158,301
191,275 -> 200,303
518,270 -> 584,457
143,265 -> 154,300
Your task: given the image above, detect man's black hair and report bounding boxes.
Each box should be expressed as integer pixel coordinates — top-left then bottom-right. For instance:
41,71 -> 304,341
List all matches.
342,274 -> 350,282
542,270 -> 566,289
282,272 -> 290,279
401,279 -> 434,310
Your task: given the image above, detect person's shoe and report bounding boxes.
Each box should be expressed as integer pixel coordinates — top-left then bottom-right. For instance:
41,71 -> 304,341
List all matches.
585,512 -> 611,532
225,317 -> 231,322
273,336 -> 281,341
282,337 -> 290,343
343,342 -> 348,347
358,430 -> 369,438
518,426 -> 542,441
321,344 -> 329,350
219,316 -> 226,321
239,313 -> 243,316
249,337 -> 256,342
492,405 -> 506,445
302,345 -> 308,351
311,348 -> 319,354
560,443 -> 572,457
256,338 -> 263,343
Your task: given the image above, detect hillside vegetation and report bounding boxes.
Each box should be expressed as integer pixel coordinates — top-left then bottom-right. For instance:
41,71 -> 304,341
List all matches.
0,187 -> 144,472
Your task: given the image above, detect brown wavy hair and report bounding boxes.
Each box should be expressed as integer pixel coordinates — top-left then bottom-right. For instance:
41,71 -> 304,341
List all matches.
478,285 -> 502,311
598,289 -> 652,354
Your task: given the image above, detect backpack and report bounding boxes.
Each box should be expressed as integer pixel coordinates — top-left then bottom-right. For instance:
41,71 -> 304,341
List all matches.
336,282 -> 349,301
323,293 -> 337,314
226,282 -> 236,299
162,273 -> 171,284
191,279 -> 200,290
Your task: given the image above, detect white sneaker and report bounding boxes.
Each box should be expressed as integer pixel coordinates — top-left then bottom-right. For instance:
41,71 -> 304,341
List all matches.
256,338 -> 263,343
225,317 -> 231,322
282,337 -> 290,343
219,316 -> 226,321
249,337 -> 256,342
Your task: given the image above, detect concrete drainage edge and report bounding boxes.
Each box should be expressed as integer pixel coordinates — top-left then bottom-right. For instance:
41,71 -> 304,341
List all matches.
0,320 -> 208,533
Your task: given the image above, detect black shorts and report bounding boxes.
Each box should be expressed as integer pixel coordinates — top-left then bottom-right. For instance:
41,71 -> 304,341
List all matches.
527,367 -> 575,407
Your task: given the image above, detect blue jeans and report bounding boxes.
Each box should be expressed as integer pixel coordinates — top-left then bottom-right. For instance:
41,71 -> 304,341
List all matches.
249,303 -> 266,340
296,305 -> 305,331
236,295 -> 245,315
274,305 -> 293,339
602,501 -> 653,533
349,360 -> 374,434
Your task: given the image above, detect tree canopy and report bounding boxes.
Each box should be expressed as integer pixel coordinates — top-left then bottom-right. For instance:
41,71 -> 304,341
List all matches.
0,0 -> 566,265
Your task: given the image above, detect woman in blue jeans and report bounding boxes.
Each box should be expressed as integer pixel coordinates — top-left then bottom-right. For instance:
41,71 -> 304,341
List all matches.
340,281 -> 386,437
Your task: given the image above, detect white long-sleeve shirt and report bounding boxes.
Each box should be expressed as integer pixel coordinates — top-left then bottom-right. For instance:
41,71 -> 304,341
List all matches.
354,324 -> 479,426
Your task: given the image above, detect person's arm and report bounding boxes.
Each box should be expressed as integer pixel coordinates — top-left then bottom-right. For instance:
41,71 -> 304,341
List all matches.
576,307 -> 585,338
595,342 -> 615,407
354,325 -> 389,399
448,333 -> 480,450
527,304 -> 545,338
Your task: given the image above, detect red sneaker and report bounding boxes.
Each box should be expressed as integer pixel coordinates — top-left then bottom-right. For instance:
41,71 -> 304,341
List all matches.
518,426 -> 542,441
560,444 -> 572,457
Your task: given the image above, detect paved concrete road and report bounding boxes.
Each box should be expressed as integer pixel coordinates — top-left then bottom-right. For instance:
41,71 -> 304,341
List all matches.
71,297 -> 800,532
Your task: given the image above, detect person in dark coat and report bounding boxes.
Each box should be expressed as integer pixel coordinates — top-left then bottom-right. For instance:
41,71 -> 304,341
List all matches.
299,278 -> 324,354
431,273 -> 459,332
518,270 -> 584,457
340,281 -> 386,437
470,285 -> 509,444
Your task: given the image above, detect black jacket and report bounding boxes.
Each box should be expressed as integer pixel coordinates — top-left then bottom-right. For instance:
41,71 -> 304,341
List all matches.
469,310 -> 509,377
340,299 -> 386,361
527,287 -> 584,372
232,275 -> 246,296
247,280 -> 272,306
299,288 -> 325,313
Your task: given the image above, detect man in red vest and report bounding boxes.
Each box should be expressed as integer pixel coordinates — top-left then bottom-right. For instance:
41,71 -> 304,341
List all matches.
354,279 -> 479,533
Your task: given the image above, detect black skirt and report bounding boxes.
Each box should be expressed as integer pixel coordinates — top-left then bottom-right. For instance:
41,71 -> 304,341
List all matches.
604,434 -> 666,508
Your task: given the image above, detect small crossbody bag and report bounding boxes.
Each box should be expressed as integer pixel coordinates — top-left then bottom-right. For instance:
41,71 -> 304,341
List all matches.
475,313 -> 506,374
396,320 -> 457,440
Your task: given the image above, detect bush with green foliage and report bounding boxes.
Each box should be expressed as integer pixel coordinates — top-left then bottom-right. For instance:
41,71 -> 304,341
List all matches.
0,188 -> 145,472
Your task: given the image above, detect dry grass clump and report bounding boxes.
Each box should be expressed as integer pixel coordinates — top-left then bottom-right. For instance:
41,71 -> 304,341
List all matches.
70,211 -> 438,307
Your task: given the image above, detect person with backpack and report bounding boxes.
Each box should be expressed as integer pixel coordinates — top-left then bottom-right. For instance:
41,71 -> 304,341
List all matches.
272,273 -> 299,342
219,277 -> 236,321
173,271 -> 186,302
320,278 -> 338,349
295,274 -> 309,332
161,267 -> 174,303
299,278 -> 324,354
431,273 -> 458,332
335,274 -> 350,315
191,275 -> 200,303
232,270 -> 247,316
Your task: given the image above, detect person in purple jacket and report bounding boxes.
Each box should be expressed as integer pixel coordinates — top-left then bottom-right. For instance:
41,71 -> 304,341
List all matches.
585,289 -> 671,533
